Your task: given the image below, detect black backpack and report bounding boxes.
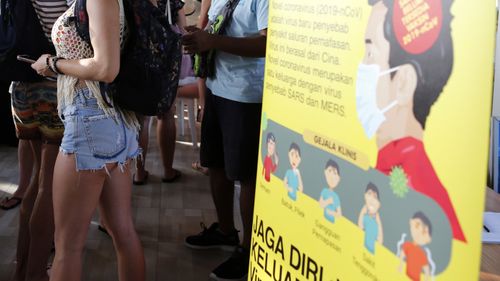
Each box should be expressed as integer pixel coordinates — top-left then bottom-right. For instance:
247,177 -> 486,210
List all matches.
0,0 -> 55,82
74,0 -> 182,116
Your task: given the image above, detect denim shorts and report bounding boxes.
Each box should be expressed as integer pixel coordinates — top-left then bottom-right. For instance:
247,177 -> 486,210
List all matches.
60,88 -> 140,171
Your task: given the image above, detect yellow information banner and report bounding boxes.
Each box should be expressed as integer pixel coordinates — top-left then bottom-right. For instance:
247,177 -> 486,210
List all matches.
250,0 -> 496,280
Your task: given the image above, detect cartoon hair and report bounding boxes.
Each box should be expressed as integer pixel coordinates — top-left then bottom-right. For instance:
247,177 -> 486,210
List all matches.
289,142 -> 301,156
413,211 -> 433,236
266,132 -> 276,143
365,182 -> 380,200
368,0 -> 454,129
325,159 -> 340,175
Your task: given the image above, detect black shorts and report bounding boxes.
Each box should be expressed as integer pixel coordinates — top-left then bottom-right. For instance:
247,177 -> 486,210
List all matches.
200,89 -> 262,181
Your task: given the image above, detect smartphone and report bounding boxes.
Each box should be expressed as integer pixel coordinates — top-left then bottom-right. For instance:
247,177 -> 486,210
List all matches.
16,55 -> 36,64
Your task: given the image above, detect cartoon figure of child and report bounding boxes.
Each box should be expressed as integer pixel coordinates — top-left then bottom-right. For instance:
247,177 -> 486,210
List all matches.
358,182 -> 383,254
262,132 -> 279,182
283,142 -> 303,201
318,159 -> 341,223
399,211 -> 433,281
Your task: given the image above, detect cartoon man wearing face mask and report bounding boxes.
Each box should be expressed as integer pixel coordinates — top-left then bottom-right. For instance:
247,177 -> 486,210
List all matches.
356,0 -> 465,243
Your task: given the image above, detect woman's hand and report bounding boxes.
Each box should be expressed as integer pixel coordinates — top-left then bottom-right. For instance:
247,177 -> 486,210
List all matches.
31,54 -> 56,77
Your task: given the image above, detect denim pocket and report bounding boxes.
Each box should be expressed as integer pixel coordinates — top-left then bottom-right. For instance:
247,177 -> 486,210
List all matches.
82,114 -> 126,159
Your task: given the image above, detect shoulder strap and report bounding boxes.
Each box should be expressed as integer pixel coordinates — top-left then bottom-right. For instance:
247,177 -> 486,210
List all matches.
194,0 -> 240,78
225,0 -> 241,14
74,0 -> 91,44
208,0 -> 240,35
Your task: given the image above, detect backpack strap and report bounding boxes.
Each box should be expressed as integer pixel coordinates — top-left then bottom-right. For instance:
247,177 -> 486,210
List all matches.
214,0 -> 240,34
74,0 -> 91,45
194,0 -> 240,78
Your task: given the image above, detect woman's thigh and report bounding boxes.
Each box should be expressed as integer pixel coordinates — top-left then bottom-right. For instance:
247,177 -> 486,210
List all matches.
52,153 -> 107,247
99,162 -> 135,238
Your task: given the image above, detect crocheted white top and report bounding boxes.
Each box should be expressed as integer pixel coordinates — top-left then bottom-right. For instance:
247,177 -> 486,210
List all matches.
51,0 -> 138,129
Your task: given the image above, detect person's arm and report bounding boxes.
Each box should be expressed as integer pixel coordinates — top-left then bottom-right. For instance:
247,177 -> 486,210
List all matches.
358,206 -> 367,228
376,213 -> 383,244
318,195 -> 326,209
197,0 -> 211,29
335,206 -> 342,217
32,0 -> 121,83
297,171 -> 303,192
284,172 -> 290,190
273,153 -> 279,169
398,249 -> 406,273
319,196 -> 333,209
183,28 -> 267,58
183,0 -> 268,57
423,265 -> 431,281
177,7 -> 187,29
197,78 -> 206,121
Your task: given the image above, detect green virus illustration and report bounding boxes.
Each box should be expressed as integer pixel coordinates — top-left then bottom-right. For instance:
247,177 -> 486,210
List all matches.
389,166 -> 410,198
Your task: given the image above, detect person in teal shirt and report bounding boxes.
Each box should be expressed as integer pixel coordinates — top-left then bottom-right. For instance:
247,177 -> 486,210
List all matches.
319,159 -> 342,223
284,143 -> 303,201
358,183 -> 384,254
181,0 -> 269,280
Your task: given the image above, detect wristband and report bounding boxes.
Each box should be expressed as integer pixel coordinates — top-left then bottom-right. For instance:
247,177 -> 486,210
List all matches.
52,57 -> 64,75
51,56 -> 64,75
46,55 -> 56,74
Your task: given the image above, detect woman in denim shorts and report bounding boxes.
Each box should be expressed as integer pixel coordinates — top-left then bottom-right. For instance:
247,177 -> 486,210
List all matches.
31,0 -> 145,280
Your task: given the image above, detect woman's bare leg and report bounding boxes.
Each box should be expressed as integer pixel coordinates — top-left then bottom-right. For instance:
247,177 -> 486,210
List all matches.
15,139 -> 34,199
100,162 -> 145,281
25,143 -> 59,281
49,153 -> 107,281
0,140 -> 34,209
157,107 -> 177,180
11,140 -> 41,281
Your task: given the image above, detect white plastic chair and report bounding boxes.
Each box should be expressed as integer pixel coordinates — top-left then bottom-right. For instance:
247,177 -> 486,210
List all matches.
176,97 -> 198,148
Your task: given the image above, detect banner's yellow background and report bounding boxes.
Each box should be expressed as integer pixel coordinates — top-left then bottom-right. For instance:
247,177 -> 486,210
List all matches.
251,0 -> 496,280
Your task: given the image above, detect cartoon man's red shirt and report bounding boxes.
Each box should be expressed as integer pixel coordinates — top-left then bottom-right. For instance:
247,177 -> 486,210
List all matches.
402,242 -> 428,281
263,155 -> 277,182
376,137 -> 466,242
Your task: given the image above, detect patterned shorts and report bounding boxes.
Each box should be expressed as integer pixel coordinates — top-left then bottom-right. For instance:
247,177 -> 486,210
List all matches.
10,81 -> 64,144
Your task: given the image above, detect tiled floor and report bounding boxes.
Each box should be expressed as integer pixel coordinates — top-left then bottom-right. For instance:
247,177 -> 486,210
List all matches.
0,117 -> 243,281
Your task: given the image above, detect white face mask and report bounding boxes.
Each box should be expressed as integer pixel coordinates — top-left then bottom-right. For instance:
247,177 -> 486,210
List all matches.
356,63 -> 399,138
